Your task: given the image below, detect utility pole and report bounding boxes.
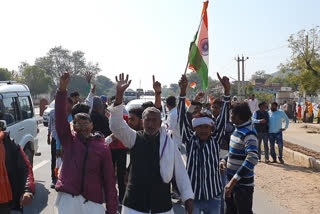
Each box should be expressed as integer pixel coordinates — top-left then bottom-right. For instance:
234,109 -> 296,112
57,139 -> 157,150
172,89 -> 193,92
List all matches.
235,55 -> 249,99
234,56 -> 241,97
241,55 -> 249,97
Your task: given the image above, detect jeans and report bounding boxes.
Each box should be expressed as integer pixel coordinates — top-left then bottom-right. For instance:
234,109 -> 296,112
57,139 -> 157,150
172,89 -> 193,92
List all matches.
51,138 -> 57,181
269,132 -> 283,161
225,185 -> 254,214
257,133 -> 269,161
220,171 -> 227,214
193,197 -> 221,214
111,149 -> 127,203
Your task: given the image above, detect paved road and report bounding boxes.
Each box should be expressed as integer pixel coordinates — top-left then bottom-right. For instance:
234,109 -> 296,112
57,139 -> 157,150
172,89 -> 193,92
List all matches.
283,122 -> 320,152
22,124 -> 286,213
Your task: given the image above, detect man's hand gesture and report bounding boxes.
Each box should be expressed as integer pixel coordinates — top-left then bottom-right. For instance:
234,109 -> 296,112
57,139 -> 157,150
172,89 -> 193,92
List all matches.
85,72 -> 93,84
114,73 -> 131,105
91,84 -> 96,94
179,74 -> 188,96
153,75 -> 162,94
217,72 -> 230,96
59,72 -> 70,91
194,91 -> 205,102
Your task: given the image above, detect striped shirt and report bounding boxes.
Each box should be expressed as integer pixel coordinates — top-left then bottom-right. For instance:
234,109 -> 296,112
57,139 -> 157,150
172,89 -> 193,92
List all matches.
178,96 -> 230,200
48,109 -> 58,140
226,121 -> 258,186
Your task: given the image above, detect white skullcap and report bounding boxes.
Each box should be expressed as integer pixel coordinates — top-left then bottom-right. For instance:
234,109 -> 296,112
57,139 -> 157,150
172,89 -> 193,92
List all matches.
192,117 -> 215,128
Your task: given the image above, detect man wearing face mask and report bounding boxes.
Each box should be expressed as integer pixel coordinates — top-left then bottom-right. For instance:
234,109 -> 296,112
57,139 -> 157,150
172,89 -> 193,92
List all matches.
54,73 -> 118,214
109,73 -> 194,214
177,73 -> 231,214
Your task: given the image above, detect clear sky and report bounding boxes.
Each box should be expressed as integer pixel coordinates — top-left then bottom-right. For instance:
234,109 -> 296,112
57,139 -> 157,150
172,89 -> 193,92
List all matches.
0,0 -> 319,90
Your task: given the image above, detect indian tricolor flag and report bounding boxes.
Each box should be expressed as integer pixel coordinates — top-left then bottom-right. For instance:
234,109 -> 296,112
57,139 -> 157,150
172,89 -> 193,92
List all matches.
188,0 -> 209,90
190,81 -> 197,92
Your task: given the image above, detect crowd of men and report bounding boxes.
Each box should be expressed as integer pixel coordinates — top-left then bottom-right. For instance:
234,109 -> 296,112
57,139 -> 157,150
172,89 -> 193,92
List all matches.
1,71 -> 298,214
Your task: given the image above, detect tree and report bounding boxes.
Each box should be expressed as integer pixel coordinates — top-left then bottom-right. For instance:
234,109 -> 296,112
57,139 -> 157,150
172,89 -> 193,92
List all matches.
250,70 -> 272,82
94,75 -> 116,97
35,46 -> 101,85
67,75 -> 90,97
245,83 -> 254,96
0,68 -> 13,80
255,92 -> 274,103
22,66 -> 52,95
279,27 -> 320,95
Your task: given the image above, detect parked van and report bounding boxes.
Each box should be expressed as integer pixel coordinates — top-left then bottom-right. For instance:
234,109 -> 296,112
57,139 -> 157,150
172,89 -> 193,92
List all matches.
0,81 -> 39,165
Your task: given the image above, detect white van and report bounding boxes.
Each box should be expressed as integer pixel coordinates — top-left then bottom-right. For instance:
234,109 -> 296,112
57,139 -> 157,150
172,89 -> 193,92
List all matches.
0,81 -> 39,165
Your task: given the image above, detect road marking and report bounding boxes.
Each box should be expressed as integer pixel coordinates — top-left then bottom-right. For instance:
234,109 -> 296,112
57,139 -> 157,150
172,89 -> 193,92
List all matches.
33,160 -> 50,171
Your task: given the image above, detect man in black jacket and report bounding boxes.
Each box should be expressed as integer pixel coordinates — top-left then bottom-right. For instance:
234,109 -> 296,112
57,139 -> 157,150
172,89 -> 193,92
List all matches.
90,96 -> 112,137
0,120 -> 35,214
253,102 -> 270,163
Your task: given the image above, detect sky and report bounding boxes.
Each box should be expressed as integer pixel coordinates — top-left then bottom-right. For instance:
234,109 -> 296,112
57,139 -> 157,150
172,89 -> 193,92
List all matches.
0,0 -> 319,90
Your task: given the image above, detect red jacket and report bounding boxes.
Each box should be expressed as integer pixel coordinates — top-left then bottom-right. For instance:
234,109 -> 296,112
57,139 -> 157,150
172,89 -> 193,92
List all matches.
109,115 -> 128,149
3,132 -> 35,211
55,90 -> 118,214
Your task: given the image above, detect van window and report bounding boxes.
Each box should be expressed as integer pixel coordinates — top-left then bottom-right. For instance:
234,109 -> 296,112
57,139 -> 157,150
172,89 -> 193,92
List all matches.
18,96 -> 34,119
1,98 -> 19,125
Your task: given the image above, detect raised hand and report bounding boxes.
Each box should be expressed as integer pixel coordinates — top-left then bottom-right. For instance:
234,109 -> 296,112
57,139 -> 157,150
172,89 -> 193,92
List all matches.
114,73 -> 131,105
153,75 -> 162,94
116,73 -> 131,94
91,84 -> 96,94
194,91 -> 205,102
217,72 -> 230,95
59,72 -> 70,91
85,72 -> 93,84
179,74 -> 188,96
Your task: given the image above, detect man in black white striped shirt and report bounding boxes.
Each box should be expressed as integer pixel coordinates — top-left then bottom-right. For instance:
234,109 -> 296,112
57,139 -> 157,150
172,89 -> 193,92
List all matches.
177,73 -> 230,214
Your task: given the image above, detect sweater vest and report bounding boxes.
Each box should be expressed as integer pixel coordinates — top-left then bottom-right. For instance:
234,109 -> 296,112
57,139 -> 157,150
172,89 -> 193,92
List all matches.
123,131 -> 172,213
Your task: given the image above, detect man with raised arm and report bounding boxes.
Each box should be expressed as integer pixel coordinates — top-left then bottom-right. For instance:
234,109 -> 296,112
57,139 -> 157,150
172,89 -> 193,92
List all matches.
177,73 -> 231,214
109,73 -> 194,214
54,73 -> 117,214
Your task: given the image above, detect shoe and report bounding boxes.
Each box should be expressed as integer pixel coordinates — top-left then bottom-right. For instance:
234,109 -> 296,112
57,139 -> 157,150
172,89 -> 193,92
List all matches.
271,160 -> 277,163
171,192 -> 180,200
279,159 -> 285,164
50,179 -> 57,189
265,160 -> 270,164
258,159 -> 261,162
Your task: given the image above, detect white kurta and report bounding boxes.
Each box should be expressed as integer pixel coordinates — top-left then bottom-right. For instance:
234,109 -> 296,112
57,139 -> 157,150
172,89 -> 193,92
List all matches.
54,192 -> 105,214
108,104 -> 194,213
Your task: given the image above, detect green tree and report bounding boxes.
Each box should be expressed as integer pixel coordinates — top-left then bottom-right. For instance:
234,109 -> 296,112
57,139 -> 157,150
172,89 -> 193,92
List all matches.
250,70 -> 272,82
94,75 -> 116,97
255,92 -> 274,103
245,83 -> 254,96
279,27 -> 320,95
35,46 -> 101,85
22,66 -> 52,95
67,75 -> 89,97
0,68 -> 13,80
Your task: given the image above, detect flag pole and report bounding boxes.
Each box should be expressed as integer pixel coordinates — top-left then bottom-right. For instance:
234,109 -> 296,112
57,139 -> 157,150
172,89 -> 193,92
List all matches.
183,13 -> 205,75
184,44 -> 194,75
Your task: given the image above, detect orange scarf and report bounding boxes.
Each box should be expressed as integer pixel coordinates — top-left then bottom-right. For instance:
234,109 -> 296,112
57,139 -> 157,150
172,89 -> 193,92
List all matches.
0,131 -> 13,203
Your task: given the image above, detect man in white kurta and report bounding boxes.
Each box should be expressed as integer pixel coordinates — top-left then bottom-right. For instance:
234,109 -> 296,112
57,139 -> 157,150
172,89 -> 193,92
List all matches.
109,73 -> 194,214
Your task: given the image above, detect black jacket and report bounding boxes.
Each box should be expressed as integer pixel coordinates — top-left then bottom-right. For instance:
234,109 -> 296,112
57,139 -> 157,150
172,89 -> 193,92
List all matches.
3,132 -> 35,211
90,111 -> 112,137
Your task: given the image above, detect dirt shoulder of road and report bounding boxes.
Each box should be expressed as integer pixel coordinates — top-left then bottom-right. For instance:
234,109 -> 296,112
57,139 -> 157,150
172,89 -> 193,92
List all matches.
255,159 -> 320,214
284,140 -> 320,160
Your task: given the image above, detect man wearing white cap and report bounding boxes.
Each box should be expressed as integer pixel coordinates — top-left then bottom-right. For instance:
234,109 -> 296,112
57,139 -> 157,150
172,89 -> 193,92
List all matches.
177,73 -> 230,214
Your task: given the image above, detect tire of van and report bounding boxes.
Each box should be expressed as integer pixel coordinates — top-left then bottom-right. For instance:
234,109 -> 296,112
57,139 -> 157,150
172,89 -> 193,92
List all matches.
43,122 -> 48,127
24,145 -> 34,167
